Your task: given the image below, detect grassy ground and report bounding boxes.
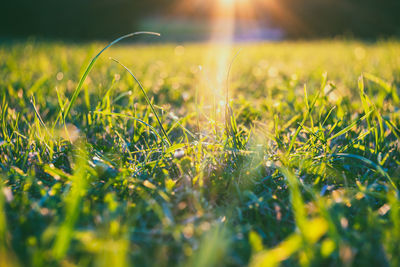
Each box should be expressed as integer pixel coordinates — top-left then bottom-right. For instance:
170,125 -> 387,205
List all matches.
1,38 -> 400,266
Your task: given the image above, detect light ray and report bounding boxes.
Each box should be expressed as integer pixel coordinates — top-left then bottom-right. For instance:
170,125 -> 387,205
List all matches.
202,0 -> 236,122
171,0 -> 300,125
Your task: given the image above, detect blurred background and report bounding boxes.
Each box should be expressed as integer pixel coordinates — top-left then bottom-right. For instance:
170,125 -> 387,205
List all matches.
1,0 -> 399,41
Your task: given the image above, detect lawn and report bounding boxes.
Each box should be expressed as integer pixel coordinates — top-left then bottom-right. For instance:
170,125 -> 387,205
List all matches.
1,38 -> 400,266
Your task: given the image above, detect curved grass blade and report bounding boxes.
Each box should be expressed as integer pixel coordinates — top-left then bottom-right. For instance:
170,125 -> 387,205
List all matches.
110,58 -> 172,146
63,32 -> 160,120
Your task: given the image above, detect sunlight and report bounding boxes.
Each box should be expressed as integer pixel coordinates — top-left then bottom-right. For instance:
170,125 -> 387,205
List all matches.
220,0 -> 235,5
171,0 -> 288,125
220,0 -> 250,7
201,0 -> 239,122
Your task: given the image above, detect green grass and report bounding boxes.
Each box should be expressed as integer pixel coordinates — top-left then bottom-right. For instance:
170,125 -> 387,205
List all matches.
1,38 -> 400,266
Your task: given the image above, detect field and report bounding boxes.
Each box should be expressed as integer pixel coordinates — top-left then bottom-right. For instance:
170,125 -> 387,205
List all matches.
1,38 -> 400,266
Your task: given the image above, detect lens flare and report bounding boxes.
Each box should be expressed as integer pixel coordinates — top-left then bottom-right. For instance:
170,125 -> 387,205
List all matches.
172,0 -> 297,125
201,0 -> 236,123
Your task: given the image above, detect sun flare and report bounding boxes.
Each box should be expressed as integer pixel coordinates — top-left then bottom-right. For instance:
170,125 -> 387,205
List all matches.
220,0 -> 236,6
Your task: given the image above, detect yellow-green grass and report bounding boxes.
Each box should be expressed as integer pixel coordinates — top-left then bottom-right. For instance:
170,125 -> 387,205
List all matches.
1,39 -> 400,266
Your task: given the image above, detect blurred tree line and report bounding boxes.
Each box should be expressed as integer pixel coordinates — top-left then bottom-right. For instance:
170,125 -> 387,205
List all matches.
0,0 -> 170,39
271,0 -> 400,38
0,0 -> 399,39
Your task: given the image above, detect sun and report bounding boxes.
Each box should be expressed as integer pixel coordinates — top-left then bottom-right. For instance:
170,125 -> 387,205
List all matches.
220,0 -> 251,8
221,0 -> 248,4
220,0 -> 236,5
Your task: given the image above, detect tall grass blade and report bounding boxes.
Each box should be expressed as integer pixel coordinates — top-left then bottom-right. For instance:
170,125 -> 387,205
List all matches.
110,58 -> 172,146
63,32 -> 160,120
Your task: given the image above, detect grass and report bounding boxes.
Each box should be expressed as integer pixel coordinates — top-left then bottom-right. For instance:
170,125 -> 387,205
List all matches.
1,37 -> 400,266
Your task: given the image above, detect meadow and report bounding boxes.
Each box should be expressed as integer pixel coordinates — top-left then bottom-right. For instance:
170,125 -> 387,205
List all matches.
1,37 -> 400,266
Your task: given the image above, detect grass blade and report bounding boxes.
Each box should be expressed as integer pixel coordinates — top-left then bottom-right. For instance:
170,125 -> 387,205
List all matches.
327,109 -> 373,141
110,58 -> 172,146
63,32 -> 160,120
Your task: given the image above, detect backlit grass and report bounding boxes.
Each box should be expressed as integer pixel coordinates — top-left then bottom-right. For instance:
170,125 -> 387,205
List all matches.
1,39 -> 400,266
